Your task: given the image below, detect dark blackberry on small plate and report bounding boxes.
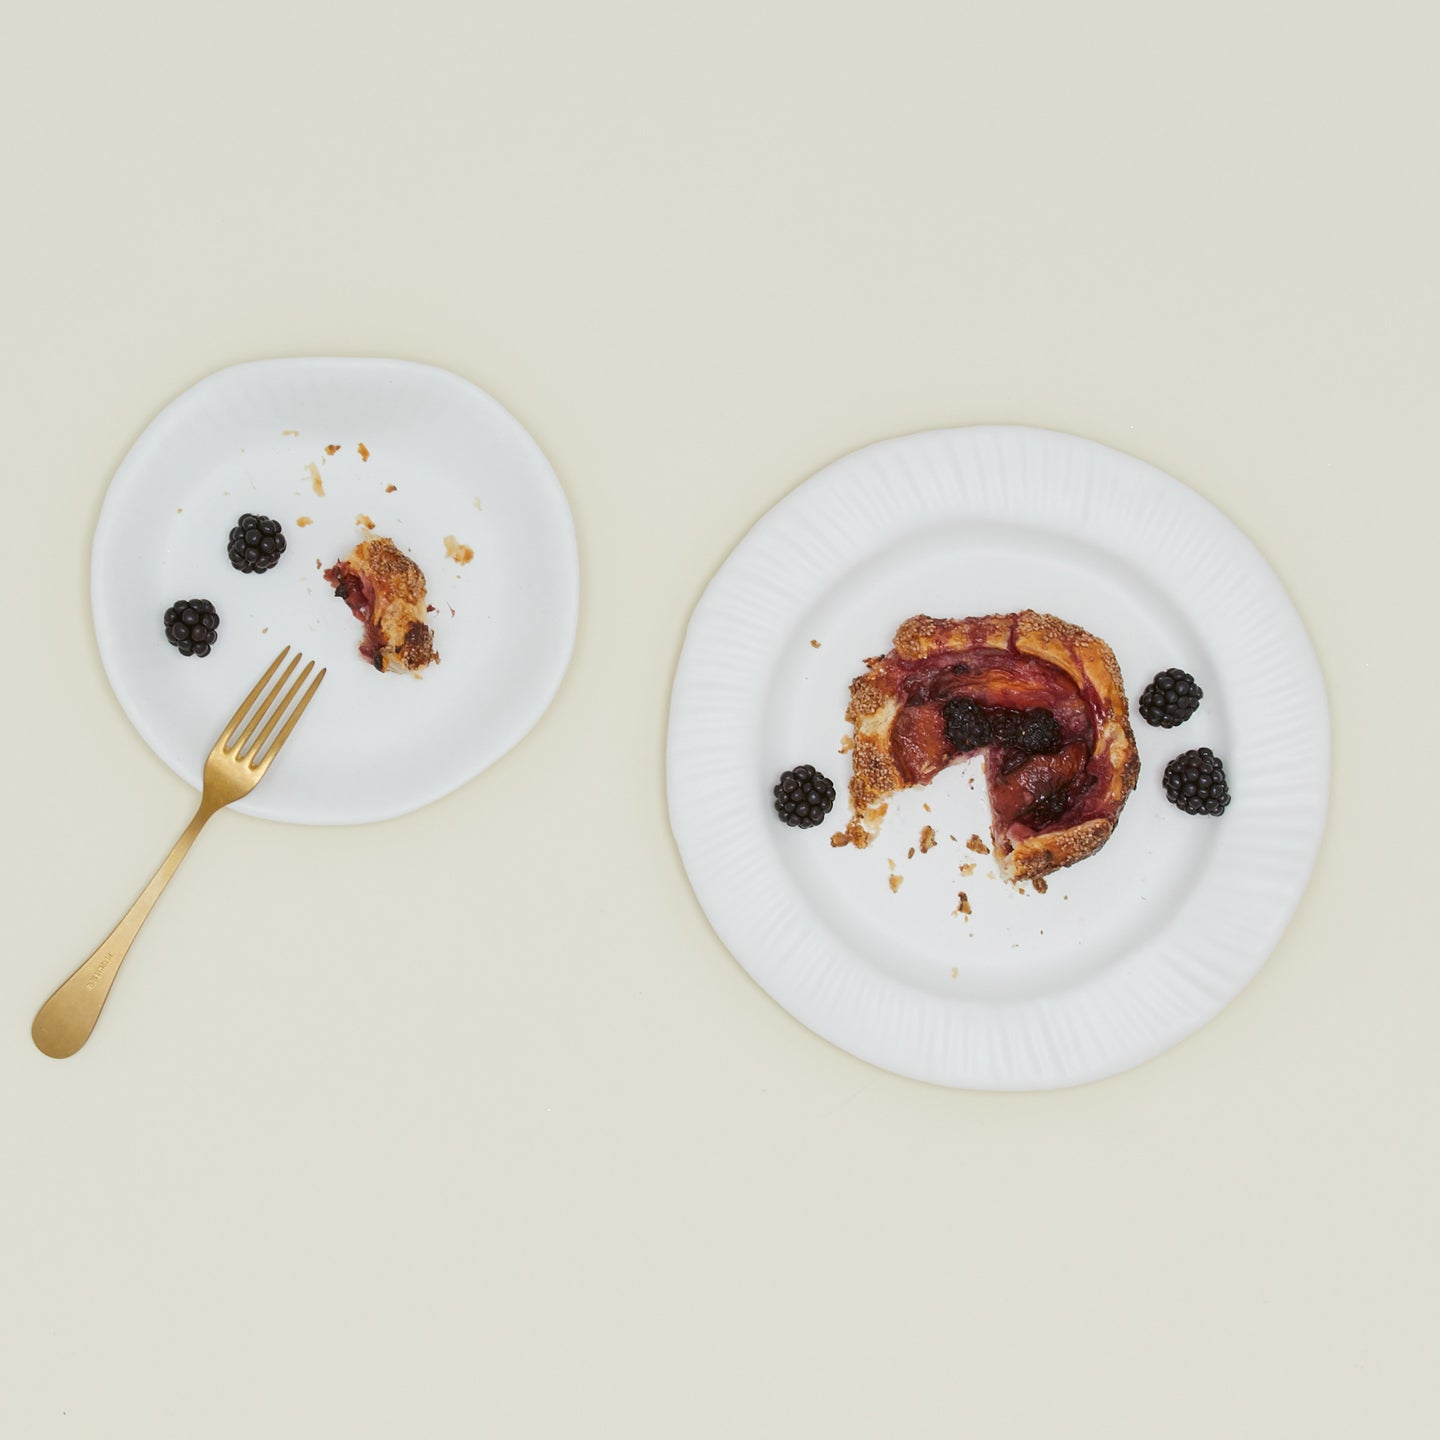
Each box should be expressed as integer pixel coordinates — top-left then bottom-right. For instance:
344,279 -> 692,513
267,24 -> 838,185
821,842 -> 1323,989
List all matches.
1138,668 -> 1202,728
163,598 -> 219,657
1163,747 -> 1231,816
773,764 -> 837,828
227,512 -> 287,574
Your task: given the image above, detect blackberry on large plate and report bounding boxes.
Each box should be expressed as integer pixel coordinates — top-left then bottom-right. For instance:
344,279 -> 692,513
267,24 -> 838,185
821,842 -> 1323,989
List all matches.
945,699 -> 1063,756
943,698 -> 992,752
773,764 -> 837,828
1163,747 -> 1231,816
163,598 -> 219,657
227,513 -> 287,574
992,707 -> 1065,755
1138,668 -> 1202,728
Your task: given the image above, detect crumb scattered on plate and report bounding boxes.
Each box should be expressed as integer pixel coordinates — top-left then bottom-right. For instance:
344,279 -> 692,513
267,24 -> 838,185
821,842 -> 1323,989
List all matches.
1033,876 -> 1048,894
356,513 -> 376,530
829,832 -> 848,848
919,825 -> 937,853
810,639 -> 821,649
325,444 -> 341,456
307,463 -> 324,497
889,874 -> 904,893
951,966 -> 958,979
953,891 -> 971,917
966,834 -> 990,855
282,429 -> 299,437
838,735 -> 853,753
959,862 -> 975,876
473,497 -> 482,510
444,535 -> 474,565
385,484 -> 397,493
296,516 -> 313,527
907,847 -> 915,860
357,443 -> 370,461
261,626 -> 268,633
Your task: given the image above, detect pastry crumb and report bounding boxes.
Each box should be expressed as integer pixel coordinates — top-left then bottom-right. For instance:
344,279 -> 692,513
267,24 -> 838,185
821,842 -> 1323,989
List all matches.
953,891 -> 971,917
889,874 -> 904,893
830,831 -> 850,848
357,443 -> 370,461
473,497 -> 483,510
296,516 -> 313,527
324,444 -> 340,456
919,825 -> 937,854
838,735 -> 853,753
385,484 -> 397,493
959,862 -> 975,876
810,639 -> 821,649
922,803 -> 931,813
950,966 -> 958,979
886,858 -> 895,871
307,463 -> 324,497
444,535 -> 474,565
966,834 -> 990,855
1033,876 -> 1048,894
261,626 -> 268,634
282,429 -> 299,437
356,513 -> 376,530
907,847 -> 915,860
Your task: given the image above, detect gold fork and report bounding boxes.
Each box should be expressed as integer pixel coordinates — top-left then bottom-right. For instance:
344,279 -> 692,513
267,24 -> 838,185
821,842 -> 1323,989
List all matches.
32,647 -> 326,1059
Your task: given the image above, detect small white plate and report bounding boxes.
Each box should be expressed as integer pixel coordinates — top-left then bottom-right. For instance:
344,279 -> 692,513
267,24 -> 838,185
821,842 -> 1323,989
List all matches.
93,358 -> 578,824
667,427 -> 1329,1090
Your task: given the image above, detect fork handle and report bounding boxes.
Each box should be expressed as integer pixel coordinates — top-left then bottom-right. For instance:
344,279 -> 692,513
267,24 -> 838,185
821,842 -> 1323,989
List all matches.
32,801 -> 219,1058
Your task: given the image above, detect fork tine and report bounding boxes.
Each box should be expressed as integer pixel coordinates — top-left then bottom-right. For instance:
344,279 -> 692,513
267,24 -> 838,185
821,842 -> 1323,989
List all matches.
239,659 -> 314,764
228,652 -> 302,756
220,647 -> 290,745
254,667 -> 326,772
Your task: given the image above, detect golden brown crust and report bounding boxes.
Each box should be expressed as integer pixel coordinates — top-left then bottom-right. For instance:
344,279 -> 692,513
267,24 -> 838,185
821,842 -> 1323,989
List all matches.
836,612 -> 1139,880
1002,816 -> 1115,881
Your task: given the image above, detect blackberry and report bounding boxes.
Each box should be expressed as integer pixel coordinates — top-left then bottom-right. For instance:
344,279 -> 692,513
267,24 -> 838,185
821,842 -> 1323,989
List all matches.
1019,788 -> 1070,828
772,764 -> 837,828
1138,668 -> 1202,728
943,698 -> 991,752
992,707 -> 1064,755
1163,747 -> 1231,816
227,513 -> 287,574
163,598 -> 219,657
948,700 -> 1064,755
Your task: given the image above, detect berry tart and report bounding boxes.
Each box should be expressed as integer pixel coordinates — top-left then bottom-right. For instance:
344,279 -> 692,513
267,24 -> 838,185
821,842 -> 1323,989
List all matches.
837,612 -> 1139,881
324,536 -> 439,673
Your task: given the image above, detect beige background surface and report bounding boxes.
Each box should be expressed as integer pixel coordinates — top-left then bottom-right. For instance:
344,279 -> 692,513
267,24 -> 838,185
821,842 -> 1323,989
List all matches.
1,2 -> 1434,1435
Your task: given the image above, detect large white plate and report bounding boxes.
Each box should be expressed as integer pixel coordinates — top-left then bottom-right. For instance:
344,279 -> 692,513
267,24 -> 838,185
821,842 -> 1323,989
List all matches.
667,427 -> 1329,1089
93,358 -> 578,824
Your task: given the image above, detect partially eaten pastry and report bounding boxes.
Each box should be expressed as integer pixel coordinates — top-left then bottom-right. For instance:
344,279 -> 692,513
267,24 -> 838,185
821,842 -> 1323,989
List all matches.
838,612 -> 1139,880
324,536 -> 439,673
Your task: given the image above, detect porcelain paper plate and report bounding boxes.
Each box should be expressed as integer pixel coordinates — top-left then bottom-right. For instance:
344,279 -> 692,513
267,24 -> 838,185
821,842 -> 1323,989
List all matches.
667,427 -> 1328,1089
92,358 -> 578,824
